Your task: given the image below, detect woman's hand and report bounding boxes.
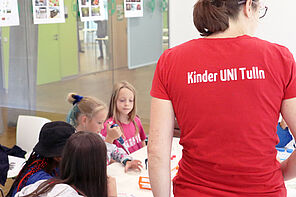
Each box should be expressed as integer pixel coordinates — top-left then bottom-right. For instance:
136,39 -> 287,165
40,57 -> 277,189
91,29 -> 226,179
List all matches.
105,125 -> 122,144
107,176 -> 117,197
125,160 -> 143,172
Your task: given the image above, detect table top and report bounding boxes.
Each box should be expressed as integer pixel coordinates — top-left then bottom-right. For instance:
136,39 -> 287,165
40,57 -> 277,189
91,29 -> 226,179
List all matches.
107,138 -> 296,197
95,36 -> 108,41
82,28 -> 97,32
107,138 -> 182,197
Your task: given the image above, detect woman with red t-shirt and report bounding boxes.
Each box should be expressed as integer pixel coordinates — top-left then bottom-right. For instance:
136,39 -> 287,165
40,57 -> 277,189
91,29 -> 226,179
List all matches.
148,0 -> 296,196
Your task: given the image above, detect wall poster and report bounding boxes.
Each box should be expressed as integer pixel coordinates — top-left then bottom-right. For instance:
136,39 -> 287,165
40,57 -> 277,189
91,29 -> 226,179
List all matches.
33,0 -> 66,24
124,0 -> 143,18
78,0 -> 106,22
0,0 -> 20,27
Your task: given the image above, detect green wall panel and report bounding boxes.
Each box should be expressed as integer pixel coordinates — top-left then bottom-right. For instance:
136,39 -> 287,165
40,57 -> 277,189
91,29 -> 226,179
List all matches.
2,27 -> 10,89
60,0 -> 79,78
37,24 -> 61,85
37,0 -> 79,85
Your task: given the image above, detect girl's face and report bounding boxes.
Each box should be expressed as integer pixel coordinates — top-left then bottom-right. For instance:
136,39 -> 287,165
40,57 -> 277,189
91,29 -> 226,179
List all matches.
85,109 -> 107,133
116,88 -> 134,116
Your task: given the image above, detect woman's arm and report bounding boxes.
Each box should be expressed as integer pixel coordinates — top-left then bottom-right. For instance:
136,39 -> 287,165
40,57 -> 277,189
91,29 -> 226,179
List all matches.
280,97 -> 296,181
148,97 -> 175,197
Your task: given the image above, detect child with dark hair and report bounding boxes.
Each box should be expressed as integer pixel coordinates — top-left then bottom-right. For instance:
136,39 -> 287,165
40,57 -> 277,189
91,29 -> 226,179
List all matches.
7,121 -> 75,197
15,131 -> 117,197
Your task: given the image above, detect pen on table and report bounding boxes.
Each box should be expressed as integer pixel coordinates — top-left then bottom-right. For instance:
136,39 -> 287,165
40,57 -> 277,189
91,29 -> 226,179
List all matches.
145,158 -> 148,170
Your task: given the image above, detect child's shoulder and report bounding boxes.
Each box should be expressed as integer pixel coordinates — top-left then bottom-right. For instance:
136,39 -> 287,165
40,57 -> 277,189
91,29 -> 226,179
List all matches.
134,115 -> 140,120
105,117 -> 114,123
134,116 -> 142,123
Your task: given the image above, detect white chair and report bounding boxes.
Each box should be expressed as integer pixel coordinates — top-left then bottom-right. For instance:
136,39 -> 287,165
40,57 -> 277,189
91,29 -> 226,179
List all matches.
7,115 -> 51,179
16,115 -> 51,154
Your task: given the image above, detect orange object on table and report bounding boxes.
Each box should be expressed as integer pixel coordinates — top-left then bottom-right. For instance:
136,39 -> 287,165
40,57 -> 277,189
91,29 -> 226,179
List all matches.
138,176 -> 152,190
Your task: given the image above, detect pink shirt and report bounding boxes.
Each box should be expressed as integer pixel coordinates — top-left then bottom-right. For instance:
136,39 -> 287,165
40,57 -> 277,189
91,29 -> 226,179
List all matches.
101,116 -> 146,154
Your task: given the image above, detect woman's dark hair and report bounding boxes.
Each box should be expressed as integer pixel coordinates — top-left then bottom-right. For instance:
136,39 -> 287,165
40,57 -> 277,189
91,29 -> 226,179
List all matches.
19,131 -> 108,197
193,0 -> 258,36
6,153 -> 58,197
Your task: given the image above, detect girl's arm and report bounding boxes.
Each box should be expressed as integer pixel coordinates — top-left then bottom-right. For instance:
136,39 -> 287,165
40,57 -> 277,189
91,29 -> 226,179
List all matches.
141,141 -> 146,147
136,117 -> 147,147
280,97 -> 296,180
107,143 -> 132,164
107,176 -> 117,197
107,143 -> 142,172
148,97 -> 175,197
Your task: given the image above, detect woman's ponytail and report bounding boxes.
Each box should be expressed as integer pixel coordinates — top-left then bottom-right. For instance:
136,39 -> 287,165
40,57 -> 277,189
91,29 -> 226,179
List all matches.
193,0 -> 249,37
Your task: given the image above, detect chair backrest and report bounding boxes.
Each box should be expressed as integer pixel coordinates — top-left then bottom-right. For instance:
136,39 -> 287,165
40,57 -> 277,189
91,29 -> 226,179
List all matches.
16,115 -> 51,153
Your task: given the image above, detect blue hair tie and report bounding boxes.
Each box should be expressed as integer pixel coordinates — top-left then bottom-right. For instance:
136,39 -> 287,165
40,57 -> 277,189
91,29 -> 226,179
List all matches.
72,95 -> 83,105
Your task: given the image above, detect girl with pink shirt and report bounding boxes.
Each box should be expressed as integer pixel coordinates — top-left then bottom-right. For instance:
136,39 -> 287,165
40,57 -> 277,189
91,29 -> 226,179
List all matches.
101,81 -> 146,154
66,93 -> 142,172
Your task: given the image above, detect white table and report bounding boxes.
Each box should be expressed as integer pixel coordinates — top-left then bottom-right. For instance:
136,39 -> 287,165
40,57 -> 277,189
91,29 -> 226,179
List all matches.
107,138 -> 296,197
107,138 -> 182,197
286,179 -> 296,197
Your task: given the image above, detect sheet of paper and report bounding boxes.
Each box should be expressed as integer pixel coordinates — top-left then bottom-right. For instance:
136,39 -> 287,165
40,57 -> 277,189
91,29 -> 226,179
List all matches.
78,0 -> 107,22
32,0 -> 66,24
0,0 -> 20,27
124,0 -> 143,18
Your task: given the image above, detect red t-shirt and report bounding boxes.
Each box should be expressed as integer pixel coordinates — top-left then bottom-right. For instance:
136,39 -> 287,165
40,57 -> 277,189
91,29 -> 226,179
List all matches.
150,35 -> 296,196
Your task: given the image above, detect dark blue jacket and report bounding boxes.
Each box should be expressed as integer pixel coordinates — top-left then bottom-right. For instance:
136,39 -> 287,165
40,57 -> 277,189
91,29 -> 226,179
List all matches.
12,169 -> 52,197
0,145 -> 9,186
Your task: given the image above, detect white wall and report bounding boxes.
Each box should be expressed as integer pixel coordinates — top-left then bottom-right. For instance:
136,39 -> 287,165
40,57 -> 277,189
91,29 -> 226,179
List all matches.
169,0 -> 199,48
256,0 -> 296,58
169,0 -> 296,59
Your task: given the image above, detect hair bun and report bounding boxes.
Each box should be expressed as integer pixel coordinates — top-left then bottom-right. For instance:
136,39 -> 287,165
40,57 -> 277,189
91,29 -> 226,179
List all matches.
67,93 -> 83,105
193,0 -> 230,37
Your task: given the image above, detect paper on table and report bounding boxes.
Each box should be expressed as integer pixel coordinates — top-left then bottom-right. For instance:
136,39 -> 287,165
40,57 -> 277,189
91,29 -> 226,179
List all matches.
118,193 -> 137,197
7,155 -> 26,178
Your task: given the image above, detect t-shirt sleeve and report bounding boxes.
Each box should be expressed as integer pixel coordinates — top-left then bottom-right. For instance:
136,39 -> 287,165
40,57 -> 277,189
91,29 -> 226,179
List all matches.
137,118 -> 146,141
150,50 -> 171,100
284,59 -> 296,99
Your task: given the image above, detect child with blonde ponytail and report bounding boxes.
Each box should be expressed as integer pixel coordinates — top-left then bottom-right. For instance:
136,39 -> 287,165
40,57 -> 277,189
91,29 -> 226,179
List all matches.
66,93 -> 142,172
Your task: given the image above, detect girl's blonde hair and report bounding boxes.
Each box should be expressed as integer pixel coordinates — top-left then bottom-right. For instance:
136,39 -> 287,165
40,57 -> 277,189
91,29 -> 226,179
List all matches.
107,81 -> 139,136
66,93 -> 107,127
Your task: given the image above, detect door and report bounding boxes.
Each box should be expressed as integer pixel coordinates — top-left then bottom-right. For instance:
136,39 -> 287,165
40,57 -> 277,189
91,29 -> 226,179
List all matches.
37,24 -> 61,85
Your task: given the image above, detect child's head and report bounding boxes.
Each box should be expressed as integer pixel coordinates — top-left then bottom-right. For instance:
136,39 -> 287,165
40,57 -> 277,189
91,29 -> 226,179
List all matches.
108,81 -> 137,121
60,131 -> 108,197
17,131 -> 108,197
66,93 -> 107,133
8,121 -> 75,196
33,121 -> 76,158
